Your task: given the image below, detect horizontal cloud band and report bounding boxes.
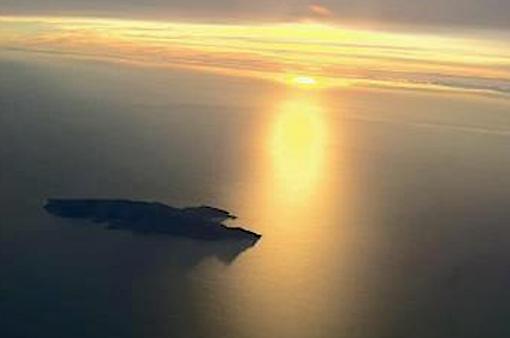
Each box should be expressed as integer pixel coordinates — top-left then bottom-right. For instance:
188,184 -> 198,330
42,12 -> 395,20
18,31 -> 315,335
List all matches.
1,16 -> 509,96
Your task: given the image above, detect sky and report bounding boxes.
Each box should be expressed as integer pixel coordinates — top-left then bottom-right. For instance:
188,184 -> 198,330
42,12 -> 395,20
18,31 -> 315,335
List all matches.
2,0 -> 510,29
1,1 -> 509,98
1,16 -> 509,97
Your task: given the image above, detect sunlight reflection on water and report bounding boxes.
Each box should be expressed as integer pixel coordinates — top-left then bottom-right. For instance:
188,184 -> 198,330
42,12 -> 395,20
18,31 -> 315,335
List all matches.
270,95 -> 327,202
189,91 -> 362,338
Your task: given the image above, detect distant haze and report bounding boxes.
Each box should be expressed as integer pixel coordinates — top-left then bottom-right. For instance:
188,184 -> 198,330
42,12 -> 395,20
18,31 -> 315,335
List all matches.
2,0 -> 510,29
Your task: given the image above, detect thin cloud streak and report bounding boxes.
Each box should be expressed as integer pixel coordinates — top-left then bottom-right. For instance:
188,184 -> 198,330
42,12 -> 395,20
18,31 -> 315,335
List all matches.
308,5 -> 333,17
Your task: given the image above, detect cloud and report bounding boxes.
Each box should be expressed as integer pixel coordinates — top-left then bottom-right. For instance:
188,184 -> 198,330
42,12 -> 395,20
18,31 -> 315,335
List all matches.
308,4 -> 333,17
3,0 -> 510,29
1,16 -> 510,97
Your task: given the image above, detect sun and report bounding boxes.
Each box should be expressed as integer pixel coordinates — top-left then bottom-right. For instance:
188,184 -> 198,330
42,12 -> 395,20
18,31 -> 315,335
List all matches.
280,74 -> 323,88
292,76 -> 317,86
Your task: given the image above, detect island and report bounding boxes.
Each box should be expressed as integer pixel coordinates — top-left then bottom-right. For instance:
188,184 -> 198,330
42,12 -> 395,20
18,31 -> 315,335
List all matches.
44,199 -> 261,242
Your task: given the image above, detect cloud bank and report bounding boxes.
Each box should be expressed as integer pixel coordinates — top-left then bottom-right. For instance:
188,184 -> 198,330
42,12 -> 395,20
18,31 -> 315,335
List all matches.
1,16 -> 509,96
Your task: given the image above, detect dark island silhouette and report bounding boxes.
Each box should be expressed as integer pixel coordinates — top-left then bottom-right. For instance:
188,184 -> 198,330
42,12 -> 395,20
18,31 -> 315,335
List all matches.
44,199 -> 261,243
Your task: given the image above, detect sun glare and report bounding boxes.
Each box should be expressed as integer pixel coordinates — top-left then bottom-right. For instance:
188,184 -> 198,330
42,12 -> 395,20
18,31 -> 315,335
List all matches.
292,76 -> 318,86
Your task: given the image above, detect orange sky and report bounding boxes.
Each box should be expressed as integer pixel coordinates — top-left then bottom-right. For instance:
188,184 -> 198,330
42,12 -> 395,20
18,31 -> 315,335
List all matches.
1,16 -> 509,96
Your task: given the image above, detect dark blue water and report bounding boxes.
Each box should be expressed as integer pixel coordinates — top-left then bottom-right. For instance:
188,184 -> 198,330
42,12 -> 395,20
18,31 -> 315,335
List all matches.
2,52 -> 510,338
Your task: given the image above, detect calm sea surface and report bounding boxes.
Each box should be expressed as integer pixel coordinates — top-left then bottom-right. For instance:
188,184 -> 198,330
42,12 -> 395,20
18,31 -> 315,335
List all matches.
2,52 -> 510,338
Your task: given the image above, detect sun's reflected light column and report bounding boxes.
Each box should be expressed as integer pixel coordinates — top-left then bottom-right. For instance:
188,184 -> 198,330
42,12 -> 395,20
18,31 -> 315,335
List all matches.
190,84 -> 371,338
196,87 -> 355,338
269,94 -> 327,203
